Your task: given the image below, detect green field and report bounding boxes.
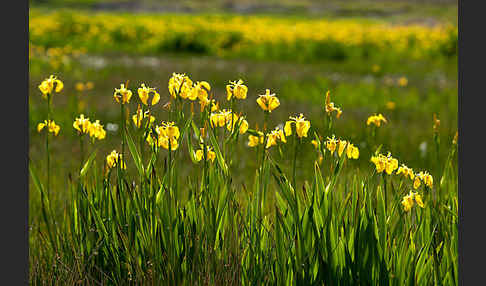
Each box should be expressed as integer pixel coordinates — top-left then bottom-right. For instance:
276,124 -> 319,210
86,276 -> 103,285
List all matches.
29,2 -> 458,285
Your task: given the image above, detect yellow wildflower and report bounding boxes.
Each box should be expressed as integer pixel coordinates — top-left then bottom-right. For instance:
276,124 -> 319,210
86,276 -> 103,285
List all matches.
433,113 -> 440,134
88,120 -> 106,140
132,107 -> 155,128
402,191 -> 425,212
415,193 -> 425,208
370,152 -> 398,174
401,191 -> 415,212
415,171 -> 433,189
338,140 -> 347,157
325,135 -> 338,155
346,143 -> 360,159
113,83 -> 132,104
311,139 -> 319,149
195,145 -> 216,163
73,114 -> 91,134
37,120 -> 60,136
248,131 -> 264,147
75,82 -> 94,92
190,81 -> 211,101
106,150 -> 126,170
137,83 -> 160,106
386,101 -> 396,110
237,118 -> 249,134
398,77 -> 408,87
226,79 -> 248,100
324,90 -> 342,118
265,127 -> 287,149
38,75 -> 63,98
453,131 -> 458,145
367,113 -> 388,127
199,97 -> 218,112
284,113 -> 311,138
168,73 -> 193,99
148,122 -> 180,151
397,164 -> 415,180
256,89 -> 280,112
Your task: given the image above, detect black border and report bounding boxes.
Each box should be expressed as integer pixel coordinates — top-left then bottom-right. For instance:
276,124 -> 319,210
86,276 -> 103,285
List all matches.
4,0 -> 29,284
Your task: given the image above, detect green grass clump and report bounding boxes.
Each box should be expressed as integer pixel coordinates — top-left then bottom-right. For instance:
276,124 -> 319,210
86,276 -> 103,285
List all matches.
30,72 -> 457,285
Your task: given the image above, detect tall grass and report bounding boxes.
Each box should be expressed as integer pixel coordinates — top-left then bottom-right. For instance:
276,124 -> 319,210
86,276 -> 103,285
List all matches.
29,74 -> 457,285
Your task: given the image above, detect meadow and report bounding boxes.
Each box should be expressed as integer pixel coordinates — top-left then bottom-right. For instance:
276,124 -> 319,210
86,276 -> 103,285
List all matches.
29,4 -> 458,285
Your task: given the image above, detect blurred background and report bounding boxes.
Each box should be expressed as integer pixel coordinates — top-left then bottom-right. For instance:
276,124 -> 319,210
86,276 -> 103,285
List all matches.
29,0 -> 457,193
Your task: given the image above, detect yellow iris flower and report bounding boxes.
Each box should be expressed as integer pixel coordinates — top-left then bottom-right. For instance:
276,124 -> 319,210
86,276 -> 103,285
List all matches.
433,113 -> 440,134
401,191 -> 425,212
265,127 -> 287,149
137,83 -> 160,106
199,97 -> 218,113
325,135 -> 338,155
256,89 -> 280,112
324,90 -> 342,118
189,81 -> 211,101
73,114 -> 91,134
168,73 -> 193,99
370,152 -> 398,174
147,122 -> 180,151
88,120 -> 106,140
38,75 -> 63,98
366,114 -> 388,127
132,107 -> 155,128
284,113 -> 311,138
106,150 -> 126,170
75,81 -> 94,92
113,83 -> 132,104
248,131 -> 264,147
414,171 -> 433,189
226,79 -> 248,100
346,142 -> 360,159
37,119 -> 60,136
195,145 -> 216,163
397,164 -> 415,180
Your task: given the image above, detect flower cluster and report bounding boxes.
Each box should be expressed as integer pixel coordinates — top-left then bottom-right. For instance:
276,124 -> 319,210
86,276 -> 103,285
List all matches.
210,110 -> 248,134
401,191 -> 425,212
138,83 -> 160,106
324,135 -> 359,159
113,83 -> 133,104
248,131 -> 265,147
324,90 -> 342,118
147,122 -> 180,151
75,81 -> 94,92
106,150 -> 126,170
37,119 -> 60,136
256,89 -> 280,112
132,107 -> 156,129
38,75 -> 63,99
195,145 -> 216,163
370,152 -> 399,174
73,114 -> 106,140
367,114 -> 388,127
266,127 -> 287,149
226,79 -> 248,100
284,114 -> 311,138
168,73 -> 193,99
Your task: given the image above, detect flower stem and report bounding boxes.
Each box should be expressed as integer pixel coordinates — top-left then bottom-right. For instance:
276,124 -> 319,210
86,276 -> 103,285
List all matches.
46,93 -> 51,197
292,135 -> 299,190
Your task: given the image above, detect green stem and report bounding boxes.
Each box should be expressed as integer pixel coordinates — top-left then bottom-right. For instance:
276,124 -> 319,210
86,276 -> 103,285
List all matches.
46,93 -> 51,197
121,103 -> 125,165
80,135 -> 84,171
292,135 -> 299,189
